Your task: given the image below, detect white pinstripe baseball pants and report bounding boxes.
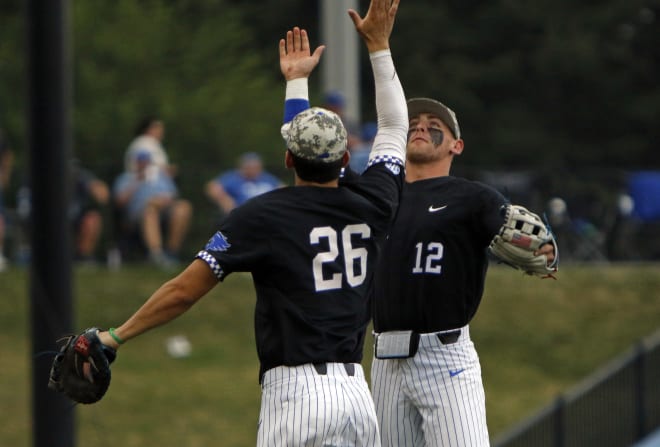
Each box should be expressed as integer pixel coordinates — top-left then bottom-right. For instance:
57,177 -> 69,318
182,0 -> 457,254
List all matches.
371,325 -> 490,447
258,363 -> 381,447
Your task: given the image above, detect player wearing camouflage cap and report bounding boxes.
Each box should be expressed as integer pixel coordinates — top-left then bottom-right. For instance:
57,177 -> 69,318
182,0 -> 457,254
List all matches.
94,0 -> 407,445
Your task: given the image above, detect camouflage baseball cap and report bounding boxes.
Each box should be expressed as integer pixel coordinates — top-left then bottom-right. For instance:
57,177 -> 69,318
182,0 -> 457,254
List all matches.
281,107 -> 348,163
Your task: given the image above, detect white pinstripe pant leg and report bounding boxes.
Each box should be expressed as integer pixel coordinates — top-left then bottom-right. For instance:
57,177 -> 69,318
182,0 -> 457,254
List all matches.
257,363 -> 380,447
372,357 -> 425,447
372,327 -> 490,447
411,331 -> 490,447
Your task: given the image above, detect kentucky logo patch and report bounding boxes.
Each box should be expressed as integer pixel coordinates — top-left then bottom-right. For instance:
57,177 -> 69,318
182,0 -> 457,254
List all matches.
205,231 -> 231,252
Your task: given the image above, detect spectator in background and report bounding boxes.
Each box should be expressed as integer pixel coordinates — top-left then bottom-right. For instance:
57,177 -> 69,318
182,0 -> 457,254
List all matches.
70,159 -> 110,264
205,152 -> 283,217
113,151 -> 192,268
349,121 -> 377,174
0,127 -> 14,271
9,159 -> 111,266
124,116 -> 177,178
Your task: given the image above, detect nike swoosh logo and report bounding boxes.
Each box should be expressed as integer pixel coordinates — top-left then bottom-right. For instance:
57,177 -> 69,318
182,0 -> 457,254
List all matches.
449,368 -> 465,377
428,205 -> 448,212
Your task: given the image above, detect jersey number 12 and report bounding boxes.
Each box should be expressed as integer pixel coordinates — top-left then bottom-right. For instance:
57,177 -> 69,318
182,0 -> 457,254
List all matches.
413,241 -> 444,274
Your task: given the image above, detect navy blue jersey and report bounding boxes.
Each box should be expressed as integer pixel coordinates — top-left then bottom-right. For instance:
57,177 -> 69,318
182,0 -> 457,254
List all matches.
372,176 -> 507,333
197,161 -> 404,379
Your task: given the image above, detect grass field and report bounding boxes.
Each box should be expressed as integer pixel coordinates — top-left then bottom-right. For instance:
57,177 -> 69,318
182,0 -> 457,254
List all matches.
2,262 -> 660,446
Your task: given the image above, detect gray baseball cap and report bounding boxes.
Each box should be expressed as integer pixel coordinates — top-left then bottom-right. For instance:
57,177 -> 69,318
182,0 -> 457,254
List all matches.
407,97 -> 461,139
281,107 -> 348,163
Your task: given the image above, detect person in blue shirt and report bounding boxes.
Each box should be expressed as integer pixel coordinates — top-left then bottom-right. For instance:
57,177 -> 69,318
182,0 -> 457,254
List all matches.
205,152 -> 283,216
113,151 -> 192,268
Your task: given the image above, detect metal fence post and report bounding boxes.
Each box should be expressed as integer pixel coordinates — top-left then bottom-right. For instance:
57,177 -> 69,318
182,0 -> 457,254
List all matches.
635,341 -> 647,439
554,395 -> 565,447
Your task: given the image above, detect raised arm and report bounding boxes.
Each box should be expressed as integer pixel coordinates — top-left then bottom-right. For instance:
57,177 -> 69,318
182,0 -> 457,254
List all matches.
279,27 -> 325,124
349,0 -> 407,166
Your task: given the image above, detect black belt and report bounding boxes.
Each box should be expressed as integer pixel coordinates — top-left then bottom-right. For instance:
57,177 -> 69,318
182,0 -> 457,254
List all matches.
313,362 -> 355,376
436,329 -> 461,345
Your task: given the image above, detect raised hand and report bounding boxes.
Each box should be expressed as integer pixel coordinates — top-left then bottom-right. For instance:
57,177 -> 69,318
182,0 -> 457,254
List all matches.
348,0 -> 400,53
279,27 -> 325,81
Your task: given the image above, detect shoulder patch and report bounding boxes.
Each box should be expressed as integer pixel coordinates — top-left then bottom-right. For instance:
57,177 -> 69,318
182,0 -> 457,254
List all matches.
205,231 -> 231,252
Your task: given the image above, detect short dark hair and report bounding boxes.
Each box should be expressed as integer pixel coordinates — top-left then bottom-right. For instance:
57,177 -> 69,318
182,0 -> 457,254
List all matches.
289,150 -> 343,183
134,116 -> 160,137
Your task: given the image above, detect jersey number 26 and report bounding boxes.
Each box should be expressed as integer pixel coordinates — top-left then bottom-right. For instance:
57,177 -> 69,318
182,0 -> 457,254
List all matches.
310,224 -> 371,292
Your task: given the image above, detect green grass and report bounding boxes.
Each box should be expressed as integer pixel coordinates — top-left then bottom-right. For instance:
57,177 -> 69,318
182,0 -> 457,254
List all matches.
2,263 -> 660,446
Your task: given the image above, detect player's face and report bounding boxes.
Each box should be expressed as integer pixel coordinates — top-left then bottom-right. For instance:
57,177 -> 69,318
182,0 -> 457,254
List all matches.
407,113 -> 455,163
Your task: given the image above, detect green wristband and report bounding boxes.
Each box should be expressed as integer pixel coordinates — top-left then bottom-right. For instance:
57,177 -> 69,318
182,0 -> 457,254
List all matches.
108,327 -> 125,345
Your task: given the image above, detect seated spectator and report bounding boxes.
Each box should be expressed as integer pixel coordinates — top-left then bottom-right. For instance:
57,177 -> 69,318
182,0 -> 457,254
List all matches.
9,159 -> 110,266
205,152 -> 283,217
124,116 -> 177,178
113,151 -> 192,268
70,159 -> 110,264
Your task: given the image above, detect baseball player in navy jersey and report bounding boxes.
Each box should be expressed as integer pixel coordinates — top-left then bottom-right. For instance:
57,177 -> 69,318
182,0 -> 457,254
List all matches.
95,1 -> 407,445
370,97 -> 559,446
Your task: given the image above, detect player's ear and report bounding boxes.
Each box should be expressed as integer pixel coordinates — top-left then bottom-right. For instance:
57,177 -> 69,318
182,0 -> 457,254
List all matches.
341,151 -> 351,167
450,139 -> 464,156
285,150 -> 295,168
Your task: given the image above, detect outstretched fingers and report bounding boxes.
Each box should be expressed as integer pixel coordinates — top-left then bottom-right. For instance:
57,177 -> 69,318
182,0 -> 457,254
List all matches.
349,0 -> 400,23
279,27 -> 326,81
348,0 -> 400,52
282,27 -> 308,55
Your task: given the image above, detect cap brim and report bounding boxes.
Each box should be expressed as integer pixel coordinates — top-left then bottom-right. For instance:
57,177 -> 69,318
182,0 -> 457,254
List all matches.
407,98 -> 460,139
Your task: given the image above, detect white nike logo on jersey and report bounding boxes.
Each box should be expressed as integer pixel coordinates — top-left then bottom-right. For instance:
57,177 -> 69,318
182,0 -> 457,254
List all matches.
428,205 -> 448,212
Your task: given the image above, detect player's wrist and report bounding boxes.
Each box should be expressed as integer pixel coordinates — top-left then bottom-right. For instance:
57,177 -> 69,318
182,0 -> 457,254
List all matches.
98,330 -> 113,346
369,48 -> 391,57
103,327 -> 124,349
366,41 -> 390,53
285,78 -> 309,100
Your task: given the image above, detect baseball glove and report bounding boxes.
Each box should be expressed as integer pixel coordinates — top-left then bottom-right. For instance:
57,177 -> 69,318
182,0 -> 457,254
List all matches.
48,327 -> 116,404
489,204 -> 559,278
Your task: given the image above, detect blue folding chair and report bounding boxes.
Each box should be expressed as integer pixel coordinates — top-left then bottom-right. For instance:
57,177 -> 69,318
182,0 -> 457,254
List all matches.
628,171 -> 660,222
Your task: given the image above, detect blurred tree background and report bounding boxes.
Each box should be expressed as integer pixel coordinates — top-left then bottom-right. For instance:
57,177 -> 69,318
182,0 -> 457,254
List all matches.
0,0 -> 658,254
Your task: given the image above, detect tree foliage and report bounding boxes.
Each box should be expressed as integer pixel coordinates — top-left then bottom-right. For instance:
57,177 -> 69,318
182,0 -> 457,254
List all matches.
0,0 -> 658,240
1,0 -> 290,195
70,0 -> 287,186
386,0 -> 659,171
